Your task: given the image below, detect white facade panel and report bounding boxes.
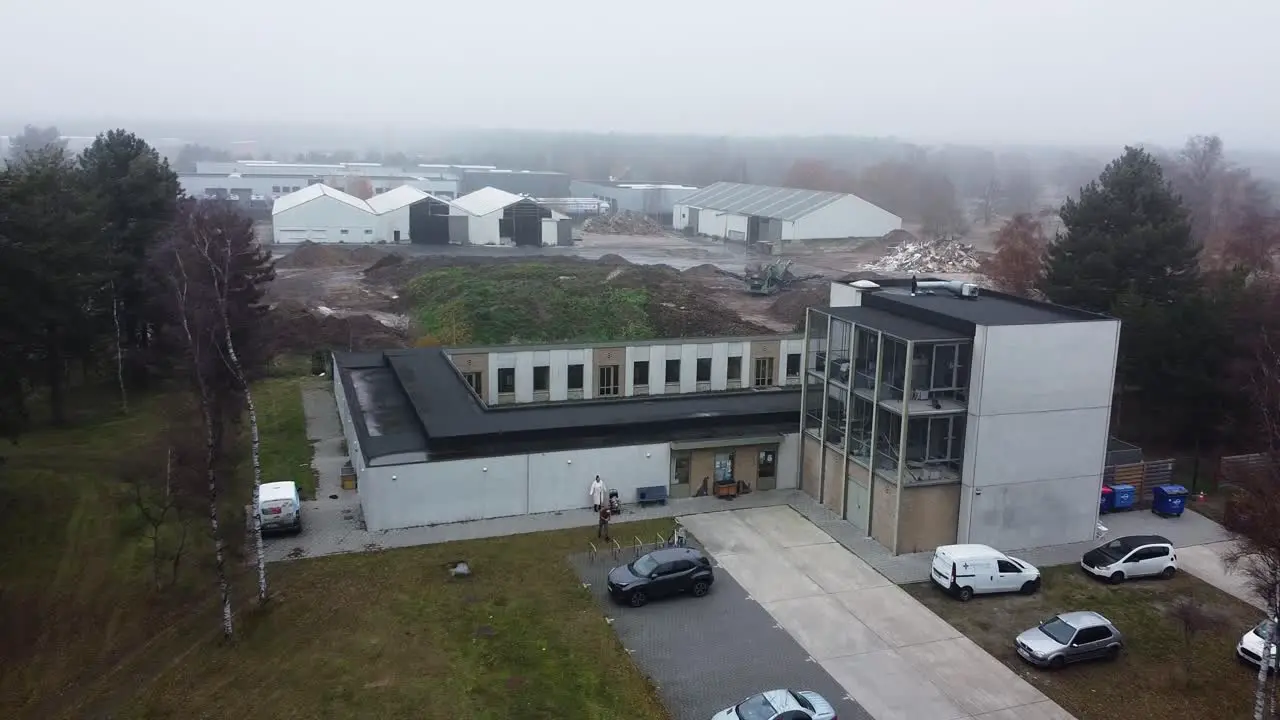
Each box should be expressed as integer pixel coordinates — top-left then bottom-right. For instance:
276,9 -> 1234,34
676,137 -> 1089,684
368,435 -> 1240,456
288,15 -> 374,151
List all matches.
958,318 -> 1120,550
697,208 -> 729,237
776,432 -> 801,489
526,444 -> 670,514
541,218 -> 558,246
375,206 -> 412,243
711,342 -> 730,391
725,213 -> 749,241
514,351 -> 534,403
829,281 -> 861,307
360,455 -> 529,531
673,204 -> 690,231
272,196 -> 378,244
790,194 -> 903,240
680,343 -> 698,392
549,349 -> 569,401
976,322 -> 1120,416
781,220 -> 796,241
466,212 -> 502,246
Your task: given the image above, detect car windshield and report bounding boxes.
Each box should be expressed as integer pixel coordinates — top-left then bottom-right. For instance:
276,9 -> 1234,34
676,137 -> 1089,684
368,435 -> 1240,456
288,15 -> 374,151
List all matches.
1039,617 -> 1077,645
630,554 -> 660,577
735,693 -> 778,720
1098,540 -> 1128,561
1254,620 -> 1277,641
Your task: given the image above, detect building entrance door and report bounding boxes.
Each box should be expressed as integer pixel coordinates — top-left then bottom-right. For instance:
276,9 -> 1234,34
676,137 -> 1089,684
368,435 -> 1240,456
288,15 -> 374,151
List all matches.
756,448 -> 777,490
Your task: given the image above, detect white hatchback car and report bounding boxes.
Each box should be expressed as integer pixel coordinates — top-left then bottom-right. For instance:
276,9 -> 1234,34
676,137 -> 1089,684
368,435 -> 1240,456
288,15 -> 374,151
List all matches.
1080,534 -> 1176,583
1237,619 -> 1278,669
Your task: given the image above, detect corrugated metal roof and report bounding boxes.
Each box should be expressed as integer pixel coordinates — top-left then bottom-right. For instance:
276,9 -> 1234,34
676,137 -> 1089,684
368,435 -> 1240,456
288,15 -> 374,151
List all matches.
450,186 -> 527,217
677,181 -> 871,221
366,185 -> 431,213
271,184 -> 372,215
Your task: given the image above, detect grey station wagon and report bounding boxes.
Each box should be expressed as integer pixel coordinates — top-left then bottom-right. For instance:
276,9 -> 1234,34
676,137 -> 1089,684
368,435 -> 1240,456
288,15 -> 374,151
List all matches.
1015,611 -> 1124,669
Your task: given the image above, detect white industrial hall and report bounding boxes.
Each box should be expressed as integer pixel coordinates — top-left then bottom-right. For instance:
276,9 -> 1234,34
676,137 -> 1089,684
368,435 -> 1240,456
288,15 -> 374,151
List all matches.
674,181 -> 902,243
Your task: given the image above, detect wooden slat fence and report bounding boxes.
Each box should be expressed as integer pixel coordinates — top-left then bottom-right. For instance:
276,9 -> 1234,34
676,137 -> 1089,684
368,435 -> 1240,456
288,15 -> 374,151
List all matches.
1102,458 -> 1176,508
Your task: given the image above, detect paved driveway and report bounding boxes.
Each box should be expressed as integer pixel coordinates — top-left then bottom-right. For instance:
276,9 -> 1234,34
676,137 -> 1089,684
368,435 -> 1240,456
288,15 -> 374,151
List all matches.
568,543 -> 872,720
1177,540 -> 1266,610
679,506 -> 1075,720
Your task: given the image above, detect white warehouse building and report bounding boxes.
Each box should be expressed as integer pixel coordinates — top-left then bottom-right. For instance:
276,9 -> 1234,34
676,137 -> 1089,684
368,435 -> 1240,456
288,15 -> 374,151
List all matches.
674,182 -> 902,244
367,185 -> 431,244
271,184 -> 377,244
450,187 -> 571,247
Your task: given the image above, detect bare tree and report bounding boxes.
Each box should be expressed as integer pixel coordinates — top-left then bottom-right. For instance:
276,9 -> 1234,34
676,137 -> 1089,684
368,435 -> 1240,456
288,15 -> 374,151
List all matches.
121,404 -> 202,590
1222,334 -> 1280,720
1167,597 -> 1223,686
185,203 -> 274,604
980,214 -> 1048,298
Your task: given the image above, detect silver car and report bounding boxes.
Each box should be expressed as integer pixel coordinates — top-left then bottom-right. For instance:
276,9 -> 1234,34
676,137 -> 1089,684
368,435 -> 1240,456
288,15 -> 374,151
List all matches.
1015,611 -> 1123,669
710,689 -> 837,720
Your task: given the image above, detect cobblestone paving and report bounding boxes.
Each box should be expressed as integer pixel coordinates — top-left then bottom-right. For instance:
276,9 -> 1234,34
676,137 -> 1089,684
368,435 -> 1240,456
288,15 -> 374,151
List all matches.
568,536 -> 872,720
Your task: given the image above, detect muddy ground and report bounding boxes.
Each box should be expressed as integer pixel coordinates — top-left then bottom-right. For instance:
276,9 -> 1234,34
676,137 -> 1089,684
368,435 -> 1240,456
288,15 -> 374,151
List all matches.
262,231 -> 969,351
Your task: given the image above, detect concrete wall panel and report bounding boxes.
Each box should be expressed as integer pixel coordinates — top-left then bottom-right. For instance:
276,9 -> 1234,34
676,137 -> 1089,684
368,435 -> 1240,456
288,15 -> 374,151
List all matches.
527,444 -> 669,513
977,321 -> 1120,416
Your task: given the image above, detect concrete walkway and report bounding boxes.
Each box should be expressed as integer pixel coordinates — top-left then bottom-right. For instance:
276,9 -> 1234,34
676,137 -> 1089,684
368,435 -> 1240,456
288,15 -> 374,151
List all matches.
1176,540 -> 1266,610
680,506 -> 1074,720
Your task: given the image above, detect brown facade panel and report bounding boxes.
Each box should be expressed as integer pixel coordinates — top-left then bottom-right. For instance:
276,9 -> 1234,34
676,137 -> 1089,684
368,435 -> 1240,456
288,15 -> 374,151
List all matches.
751,340 -> 781,359
896,484 -> 961,554
801,435 -> 822,500
735,444 -> 761,489
690,449 -> 716,492
449,352 -> 487,372
870,476 -> 898,550
822,446 -> 845,514
592,347 -> 624,396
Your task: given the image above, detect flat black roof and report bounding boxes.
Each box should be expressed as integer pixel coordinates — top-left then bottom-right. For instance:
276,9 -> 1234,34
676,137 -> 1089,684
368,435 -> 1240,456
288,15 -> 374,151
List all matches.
850,278 -> 1110,329
819,305 -> 970,342
335,349 -> 810,463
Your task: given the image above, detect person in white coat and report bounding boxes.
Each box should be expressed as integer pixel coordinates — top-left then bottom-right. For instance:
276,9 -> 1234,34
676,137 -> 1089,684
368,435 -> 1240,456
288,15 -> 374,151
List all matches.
589,475 -> 605,512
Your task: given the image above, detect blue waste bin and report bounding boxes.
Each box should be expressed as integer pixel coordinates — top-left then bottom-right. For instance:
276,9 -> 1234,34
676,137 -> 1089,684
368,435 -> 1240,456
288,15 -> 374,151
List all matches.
1152,484 -> 1189,517
1110,484 -> 1137,511
1099,486 -> 1115,514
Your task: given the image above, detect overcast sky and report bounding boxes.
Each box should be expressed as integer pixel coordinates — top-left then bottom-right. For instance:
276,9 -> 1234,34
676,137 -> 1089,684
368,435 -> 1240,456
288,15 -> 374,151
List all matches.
4,0 -> 1278,148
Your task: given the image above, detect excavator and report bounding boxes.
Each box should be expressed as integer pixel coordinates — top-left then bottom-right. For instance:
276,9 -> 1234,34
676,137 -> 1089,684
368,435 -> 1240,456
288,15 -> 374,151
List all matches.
739,259 -> 821,296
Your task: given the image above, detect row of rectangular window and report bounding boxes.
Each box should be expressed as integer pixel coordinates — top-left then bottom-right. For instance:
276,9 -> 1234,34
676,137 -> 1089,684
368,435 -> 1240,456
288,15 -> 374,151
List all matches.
464,353 -> 803,397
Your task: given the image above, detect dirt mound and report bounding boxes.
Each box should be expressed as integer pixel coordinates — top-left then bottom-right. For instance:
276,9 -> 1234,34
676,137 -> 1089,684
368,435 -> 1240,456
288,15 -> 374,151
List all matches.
882,228 -> 920,246
681,263 -> 727,279
768,285 -> 830,330
594,253 -> 632,266
365,253 -> 405,274
277,242 -> 387,269
266,303 -> 408,354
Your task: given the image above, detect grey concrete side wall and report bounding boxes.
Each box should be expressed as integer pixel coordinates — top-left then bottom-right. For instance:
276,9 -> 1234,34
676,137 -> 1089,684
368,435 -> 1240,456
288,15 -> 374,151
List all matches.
959,320 -> 1120,550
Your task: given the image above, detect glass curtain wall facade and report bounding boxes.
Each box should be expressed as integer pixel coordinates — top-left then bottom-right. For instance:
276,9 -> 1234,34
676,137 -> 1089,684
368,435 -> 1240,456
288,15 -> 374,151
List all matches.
800,309 -> 972,497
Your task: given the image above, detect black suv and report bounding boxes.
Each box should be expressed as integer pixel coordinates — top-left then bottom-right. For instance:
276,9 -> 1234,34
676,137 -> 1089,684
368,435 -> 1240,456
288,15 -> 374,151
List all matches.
607,547 -> 714,607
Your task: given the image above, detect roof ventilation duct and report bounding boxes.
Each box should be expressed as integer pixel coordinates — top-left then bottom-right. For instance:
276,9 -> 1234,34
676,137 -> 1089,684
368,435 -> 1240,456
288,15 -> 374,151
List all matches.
910,276 -> 979,300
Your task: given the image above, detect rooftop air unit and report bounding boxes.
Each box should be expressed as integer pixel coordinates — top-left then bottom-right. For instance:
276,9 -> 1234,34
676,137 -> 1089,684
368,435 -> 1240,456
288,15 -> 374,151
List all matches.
910,276 -> 979,300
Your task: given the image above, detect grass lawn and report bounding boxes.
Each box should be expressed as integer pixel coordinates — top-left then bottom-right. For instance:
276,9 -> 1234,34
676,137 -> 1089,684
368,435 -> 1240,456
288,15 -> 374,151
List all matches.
252,375 -> 317,499
905,566 -> 1266,720
121,520 -> 675,720
1,381 -> 672,720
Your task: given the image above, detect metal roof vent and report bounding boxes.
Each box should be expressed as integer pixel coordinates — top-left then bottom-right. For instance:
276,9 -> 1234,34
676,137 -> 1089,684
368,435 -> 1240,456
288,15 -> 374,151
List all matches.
911,276 -> 980,300
850,279 -> 882,291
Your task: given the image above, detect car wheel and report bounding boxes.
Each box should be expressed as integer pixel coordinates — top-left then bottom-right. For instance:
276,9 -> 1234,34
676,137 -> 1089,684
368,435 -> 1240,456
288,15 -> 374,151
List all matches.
1104,645 -> 1120,661
1020,579 -> 1040,595
1109,572 -> 1125,584
1160,566 -> 1176,579
691,580 -> 710,597
628,591 -> 648,608
958,586 -> 974,602
1048,655 -> 1066,670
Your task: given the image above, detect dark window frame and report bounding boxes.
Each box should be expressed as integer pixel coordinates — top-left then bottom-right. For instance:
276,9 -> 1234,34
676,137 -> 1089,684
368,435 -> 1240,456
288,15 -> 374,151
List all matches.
786,353 -> 801,376
665,359 -> 681,384
633,360 -> 650,386
727,355 -> 742,381
533,365 -> 550,392
696,357 -> 712,382
497,367 -> 515,394
567,363 -> 584,390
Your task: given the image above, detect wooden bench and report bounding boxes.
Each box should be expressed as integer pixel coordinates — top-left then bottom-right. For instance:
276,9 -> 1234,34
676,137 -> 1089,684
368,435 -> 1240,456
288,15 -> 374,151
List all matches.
636,485 -> 668,506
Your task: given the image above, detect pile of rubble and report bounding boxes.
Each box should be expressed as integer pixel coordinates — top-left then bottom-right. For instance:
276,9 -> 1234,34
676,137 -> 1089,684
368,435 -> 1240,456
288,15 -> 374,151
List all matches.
862,238 -> 980,273
582,211 -> 665,236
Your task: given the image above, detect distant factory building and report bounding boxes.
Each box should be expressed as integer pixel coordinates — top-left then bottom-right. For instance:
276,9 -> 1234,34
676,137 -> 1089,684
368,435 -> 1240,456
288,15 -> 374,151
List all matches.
450,187 -> 571,247
570,180 -> 699,224
271,185 -> 377,244
674,182 -> 902,244
459,169 -> 570,198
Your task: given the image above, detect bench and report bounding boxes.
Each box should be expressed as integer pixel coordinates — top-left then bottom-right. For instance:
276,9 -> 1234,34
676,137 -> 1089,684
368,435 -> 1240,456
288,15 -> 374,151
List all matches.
636,485 -> 668,506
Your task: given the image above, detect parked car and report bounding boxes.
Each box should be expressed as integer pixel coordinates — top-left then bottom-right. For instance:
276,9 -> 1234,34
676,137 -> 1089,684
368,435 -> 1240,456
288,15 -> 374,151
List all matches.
607,547 -> 713,607
1080,534 -> 1177,583
930,544 -> 1041,601
711,689 -> 837,720
1237,618 -> 1278,669
1015,611 -> 1124,669
258,480 -> 302,534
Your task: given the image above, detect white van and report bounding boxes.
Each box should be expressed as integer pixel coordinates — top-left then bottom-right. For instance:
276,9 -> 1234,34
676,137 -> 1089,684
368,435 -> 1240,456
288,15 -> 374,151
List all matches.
258,481 -> 302,534
930,544 -> 1040,601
